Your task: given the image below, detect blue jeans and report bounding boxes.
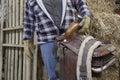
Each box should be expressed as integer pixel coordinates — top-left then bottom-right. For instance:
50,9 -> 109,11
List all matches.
40,42 -> 59,80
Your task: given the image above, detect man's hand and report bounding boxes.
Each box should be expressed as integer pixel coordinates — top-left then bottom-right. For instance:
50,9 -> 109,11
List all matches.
80,15 -> 91,33
23,40 -> 34,58
64,15 -> 91,39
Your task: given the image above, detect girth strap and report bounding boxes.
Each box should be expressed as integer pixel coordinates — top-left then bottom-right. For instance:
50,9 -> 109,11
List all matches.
76,36 -> 102,80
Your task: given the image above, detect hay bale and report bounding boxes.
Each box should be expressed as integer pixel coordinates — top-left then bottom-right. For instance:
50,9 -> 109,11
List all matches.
86,0 -> 120,47
86,0 -> 120,79
90,13 -> 120,46
87,0 -> 116,13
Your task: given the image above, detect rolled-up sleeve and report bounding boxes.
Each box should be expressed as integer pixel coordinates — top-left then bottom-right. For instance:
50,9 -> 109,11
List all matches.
23,1 -> 35,40
75,0 -> 91,17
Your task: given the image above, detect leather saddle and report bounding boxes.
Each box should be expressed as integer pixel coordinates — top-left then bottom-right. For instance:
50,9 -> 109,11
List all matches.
56,35 -> 116,80
55,15 -> 116,80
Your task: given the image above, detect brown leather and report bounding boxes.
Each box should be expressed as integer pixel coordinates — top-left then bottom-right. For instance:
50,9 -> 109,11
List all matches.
56,35 -> 65,41
92,53 -> 115,67
64,16 -> 83,39
64,21 -> 81,39
93,49 -> 110,57
57,35 -> 115,80
64,49 -> 77,80
60,51 -> 115,80
60,35 -> 111,57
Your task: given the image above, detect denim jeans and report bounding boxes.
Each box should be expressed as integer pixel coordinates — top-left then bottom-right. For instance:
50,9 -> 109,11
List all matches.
40,42 -> 59,80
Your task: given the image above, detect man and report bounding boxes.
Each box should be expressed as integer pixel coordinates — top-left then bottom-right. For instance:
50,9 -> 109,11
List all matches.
23,0 -> 91,80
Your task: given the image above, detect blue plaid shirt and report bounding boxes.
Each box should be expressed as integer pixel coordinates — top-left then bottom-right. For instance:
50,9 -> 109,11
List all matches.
23,0 -> 91,44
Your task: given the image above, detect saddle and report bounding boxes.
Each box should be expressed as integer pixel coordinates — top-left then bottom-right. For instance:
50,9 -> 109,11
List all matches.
56,35 -> 116,80
55,15 -> 117,80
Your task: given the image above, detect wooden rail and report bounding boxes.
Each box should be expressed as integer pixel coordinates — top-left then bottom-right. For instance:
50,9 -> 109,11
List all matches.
0,0 -> 41,80
0,0 -> 42,80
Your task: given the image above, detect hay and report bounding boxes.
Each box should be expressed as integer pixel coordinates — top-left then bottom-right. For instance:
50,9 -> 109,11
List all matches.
89,13 -> 120,79
90,13 -> 120,46
86,0 -> 120,46
86,0 -> 120,79
87,0 -> 116,13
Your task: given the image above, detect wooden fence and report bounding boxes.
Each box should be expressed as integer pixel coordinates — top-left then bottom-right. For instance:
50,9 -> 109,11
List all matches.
0,0 -> 44,80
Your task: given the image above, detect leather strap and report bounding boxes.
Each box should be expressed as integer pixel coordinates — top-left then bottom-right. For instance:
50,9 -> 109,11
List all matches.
76,36 -> 102,80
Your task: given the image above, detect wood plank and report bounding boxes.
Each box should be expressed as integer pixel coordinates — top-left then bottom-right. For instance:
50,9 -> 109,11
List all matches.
23,0 -> 26,23
10,47 -> 14,80
2,44 -> 24,48
26,57 -> 32,80
32,45 -> 38,80
18,48 -> 22,80
8,30 -> 12,80
3,0 -> 9,28
6,0 -> 9,28
23,52 -> 26,80
8,28 -> 12,45
0,30 -> 3,80
14,48 -> 18,80
8,0 -> 12,28
16,29 -> 19,45
14,31 -> 19,80
18,30 -> 20,45
12,31 -> 15,44
19,30 -> 22,45
3,26 -> 23,31
4,48 -> 8,80
12,0 -> 16,26
20,0 -> 24,25
10,30 -> 15,80
6,32 -> 9,44
7,48 -> 11,80
0,0 -> 4,79
16,0 -> 19,26
4,33 -> 9,80
11,0 -> 13,27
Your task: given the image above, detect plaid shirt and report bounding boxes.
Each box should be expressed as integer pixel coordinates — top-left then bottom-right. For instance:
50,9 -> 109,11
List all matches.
23,0 -> 91,43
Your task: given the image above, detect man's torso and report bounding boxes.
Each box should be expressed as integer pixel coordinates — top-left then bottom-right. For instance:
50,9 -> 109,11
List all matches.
42,0 -> 62,28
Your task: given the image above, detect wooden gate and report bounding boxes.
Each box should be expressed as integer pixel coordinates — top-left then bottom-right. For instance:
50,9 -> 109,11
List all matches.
0,0 -> 43,80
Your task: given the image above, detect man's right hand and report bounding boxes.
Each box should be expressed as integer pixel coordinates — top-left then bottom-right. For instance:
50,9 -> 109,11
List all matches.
23,40 -> 33,58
